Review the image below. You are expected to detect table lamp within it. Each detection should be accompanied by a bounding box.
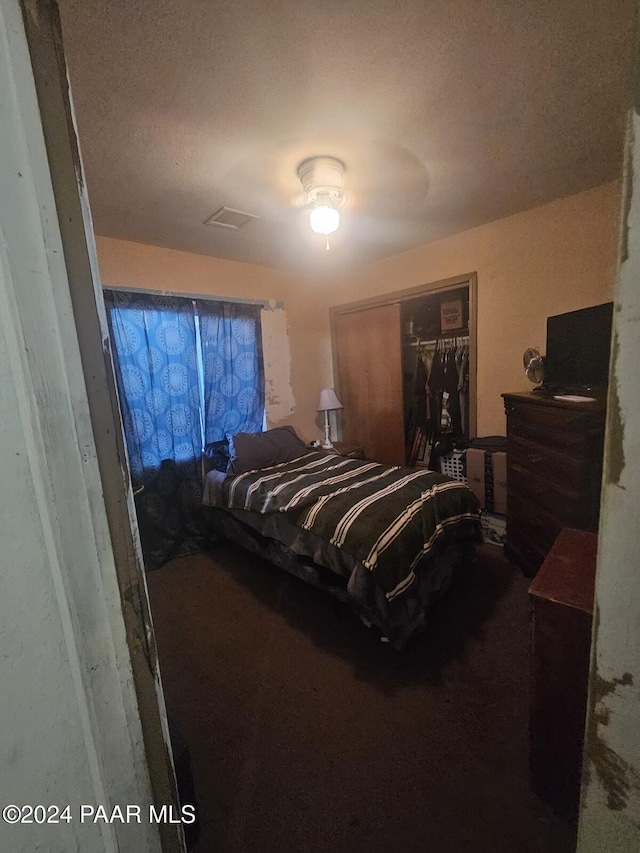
[317,388,343,449]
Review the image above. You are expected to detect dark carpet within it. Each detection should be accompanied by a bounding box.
[146,542,576,853]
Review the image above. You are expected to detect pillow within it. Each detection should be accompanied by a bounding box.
[203,438,230,473]
[228,426,308,475]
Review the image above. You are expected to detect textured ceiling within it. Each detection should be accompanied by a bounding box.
[58,0,634,272]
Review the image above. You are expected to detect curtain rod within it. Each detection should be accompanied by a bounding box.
[104,285,284,311]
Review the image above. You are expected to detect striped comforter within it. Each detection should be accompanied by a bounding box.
[223,452,482,603]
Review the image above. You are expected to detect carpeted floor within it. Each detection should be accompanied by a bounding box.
[146,542,576,853]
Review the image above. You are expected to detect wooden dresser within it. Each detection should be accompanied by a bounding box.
[502,391,606,576]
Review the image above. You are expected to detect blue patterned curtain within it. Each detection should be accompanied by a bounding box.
[104,290,204,568]
[198,301,265,444]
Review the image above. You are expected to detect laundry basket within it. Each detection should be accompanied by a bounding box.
[440,449,467,482]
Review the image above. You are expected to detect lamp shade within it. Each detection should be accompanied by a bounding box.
[317,388,343,412]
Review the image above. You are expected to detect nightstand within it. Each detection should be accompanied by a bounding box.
[325,441,364,459]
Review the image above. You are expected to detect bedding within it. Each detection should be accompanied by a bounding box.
[203,450,483,646]
[203,438,230,473]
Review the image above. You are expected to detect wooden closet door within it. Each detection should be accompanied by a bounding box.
[334,303,405,466]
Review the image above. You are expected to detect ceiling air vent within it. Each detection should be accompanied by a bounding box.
[204,207,259,230]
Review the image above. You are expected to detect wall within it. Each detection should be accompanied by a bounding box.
[323,181,622,436]
[577,50,640,851]
[96,236,331,440]
[97,181,621,443]
[0,1,168,849]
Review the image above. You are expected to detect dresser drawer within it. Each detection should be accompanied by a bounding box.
[508,414,592,452]
[506,399,595,434]
[507,491,564,553]
[507,463,589,526]
[509,435,587,491]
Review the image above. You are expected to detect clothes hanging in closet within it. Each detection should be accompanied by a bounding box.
[406,336,469,469]
[414,353,428,426]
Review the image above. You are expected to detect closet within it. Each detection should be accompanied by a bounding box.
[331,275,477,468]
[402,286,471,469]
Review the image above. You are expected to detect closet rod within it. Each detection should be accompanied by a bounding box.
[408,334,469,347]
[104,285,284,311]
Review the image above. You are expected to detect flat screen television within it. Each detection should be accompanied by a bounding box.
[542,302,614,392]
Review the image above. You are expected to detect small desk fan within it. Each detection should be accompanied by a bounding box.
[523,348,545,387]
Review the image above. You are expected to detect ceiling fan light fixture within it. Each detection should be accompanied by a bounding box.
[309,204,340,236]
[297,156,346,247]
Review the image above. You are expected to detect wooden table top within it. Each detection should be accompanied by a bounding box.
[529,528,598,614]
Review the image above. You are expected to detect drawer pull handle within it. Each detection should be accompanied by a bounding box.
[528,453,543,464]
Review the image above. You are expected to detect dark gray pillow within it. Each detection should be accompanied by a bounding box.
[228,426,308,475]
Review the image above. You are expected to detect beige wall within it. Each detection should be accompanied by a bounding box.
[323,181,622,436]
[97,234,294,300]
[97,180,622,443]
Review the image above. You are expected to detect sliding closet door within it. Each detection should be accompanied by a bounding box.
[335,303,405,466]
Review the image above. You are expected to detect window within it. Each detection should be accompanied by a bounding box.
[104,289,265,568]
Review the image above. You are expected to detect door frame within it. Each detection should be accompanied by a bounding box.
[329,272,478,441]
[12,1,185,850]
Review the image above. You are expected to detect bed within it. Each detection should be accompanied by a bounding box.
[202,429,483,648]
